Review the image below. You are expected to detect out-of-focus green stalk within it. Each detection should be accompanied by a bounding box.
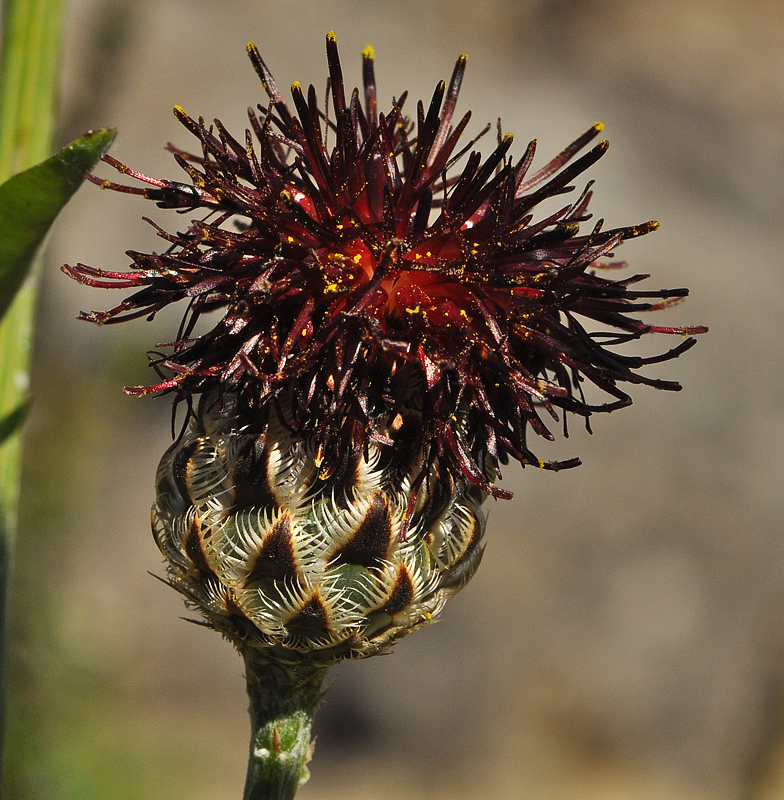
[0,0,63,525]
[0,0,64,772]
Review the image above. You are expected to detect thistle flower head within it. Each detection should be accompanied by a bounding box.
[63,33,709,670]
[64,32,705,500]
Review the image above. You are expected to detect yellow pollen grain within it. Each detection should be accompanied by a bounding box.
[363,44,375,60]
[414,253,421,260]
[353,254,362,264]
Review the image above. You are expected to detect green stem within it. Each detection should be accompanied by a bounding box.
[0,0,63,178]
[0,0,63,522]
[0,0,64,773]
[242,651,327,800]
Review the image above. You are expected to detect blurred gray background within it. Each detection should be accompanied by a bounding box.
[5,1,784,798]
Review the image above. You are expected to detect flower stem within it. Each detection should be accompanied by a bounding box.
[242,650,327,800]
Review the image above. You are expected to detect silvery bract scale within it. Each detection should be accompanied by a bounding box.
[153,392,487,664]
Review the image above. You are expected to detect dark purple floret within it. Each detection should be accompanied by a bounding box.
[63,32,706,498]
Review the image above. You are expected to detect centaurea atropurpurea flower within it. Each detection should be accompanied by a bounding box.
[64,32,706,799]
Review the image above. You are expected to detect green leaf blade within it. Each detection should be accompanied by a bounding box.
[0,402,28,447]
[0,127,117,319]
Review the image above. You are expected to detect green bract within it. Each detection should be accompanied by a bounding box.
[154,391,486,663]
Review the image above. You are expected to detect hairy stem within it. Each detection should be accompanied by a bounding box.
[242,650,327,800]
